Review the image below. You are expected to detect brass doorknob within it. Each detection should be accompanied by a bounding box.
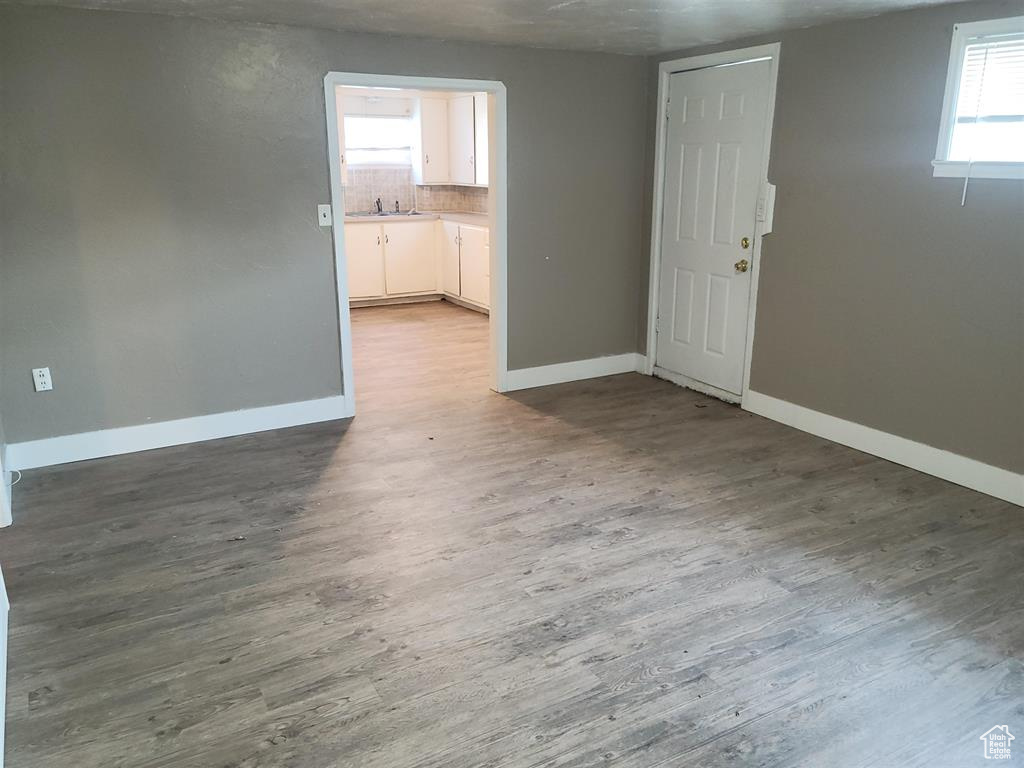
[735,259,749,273]
[740,236,751,249]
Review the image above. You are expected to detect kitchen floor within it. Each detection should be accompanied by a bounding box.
[350,300,489,409]
[2,300,1021,767]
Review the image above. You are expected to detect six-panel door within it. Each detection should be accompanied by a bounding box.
[655,58,771,396]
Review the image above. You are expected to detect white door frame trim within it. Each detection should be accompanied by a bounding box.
[644,43,782,403]
[323,72,510,403]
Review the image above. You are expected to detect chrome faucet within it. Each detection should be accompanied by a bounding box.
[375,197,383,214]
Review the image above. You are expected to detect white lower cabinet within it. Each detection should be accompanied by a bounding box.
[345,220,436,299]
[441,220,461,296]
[458,225,490,308]
[344,222,386,298]
[345,218,488,310]
[383,221,436,294]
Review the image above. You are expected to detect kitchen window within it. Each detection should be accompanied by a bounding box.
[344,115,413,167]
[933,15,1024,179]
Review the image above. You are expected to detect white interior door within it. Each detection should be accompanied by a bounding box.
[655,59,771,396]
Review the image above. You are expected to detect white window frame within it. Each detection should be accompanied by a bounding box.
[933,15,1024,179]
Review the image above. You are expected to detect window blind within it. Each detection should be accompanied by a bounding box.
[950,34,1024,162]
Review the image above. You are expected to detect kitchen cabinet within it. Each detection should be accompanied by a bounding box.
[344,222,385,298]
[414,97,450,185]
[345,218,486,310]
[441,220,461,296]
[383,221,436,295]
[458,225,490,308]
[473,93,489,186]
[345,220,436,299]
[334,91,349,186]
[448,95,476,185]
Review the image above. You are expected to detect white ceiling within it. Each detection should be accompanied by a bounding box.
[4,0,966,54]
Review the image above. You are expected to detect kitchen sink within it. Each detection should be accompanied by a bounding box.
[348,211,424,217]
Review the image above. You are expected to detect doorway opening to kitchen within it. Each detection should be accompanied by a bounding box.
[324,74,508,414]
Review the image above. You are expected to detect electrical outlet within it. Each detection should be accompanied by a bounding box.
[317,204,333,227]
[32,367,53,392]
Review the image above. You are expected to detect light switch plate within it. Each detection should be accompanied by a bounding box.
[317,204,333,227]
[32,367,52,392]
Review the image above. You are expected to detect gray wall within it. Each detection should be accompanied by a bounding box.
[643,0,1024,473]
[0,6,648,442]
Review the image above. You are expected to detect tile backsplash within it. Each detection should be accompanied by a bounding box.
[344,165,488,214]
[344,167,416,214]
[415,185,488,214]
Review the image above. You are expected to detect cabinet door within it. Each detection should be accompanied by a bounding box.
[473,93,489,186]
[418,97,449,185]
[448,95,476,185]
[335,87,349,186]
[345,223,385,298]
[459,225,489,308]
[383,221,437,295]
[441,220,461,296]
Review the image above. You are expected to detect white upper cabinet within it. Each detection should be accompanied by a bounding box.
[383,221,437,295]
[335,88,349,186]
[413,92,489,187]
[473,93,489,186]
[414,97,450,185]
[448,95,476,185]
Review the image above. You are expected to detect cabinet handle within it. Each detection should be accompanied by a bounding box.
[425,154,430,164]
[385,234,389,244]
[377,235,380,245]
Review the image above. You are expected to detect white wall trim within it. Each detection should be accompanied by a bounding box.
[645,42,782,400]
[0,450,10,527]
[324,72,510,394]
[5,395,354,472]
[933,15,1024,174]
[743,390,1024,507]
[505,354,644,392]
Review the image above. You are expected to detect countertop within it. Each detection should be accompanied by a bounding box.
[344,211,488,227]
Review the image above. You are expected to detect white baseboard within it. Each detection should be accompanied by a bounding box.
[743,390,1023,507]
[0,449,10,527]
[6,394,354,472]
[505,353,644,392]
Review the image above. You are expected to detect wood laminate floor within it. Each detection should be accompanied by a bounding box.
[2,301,1022,768]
